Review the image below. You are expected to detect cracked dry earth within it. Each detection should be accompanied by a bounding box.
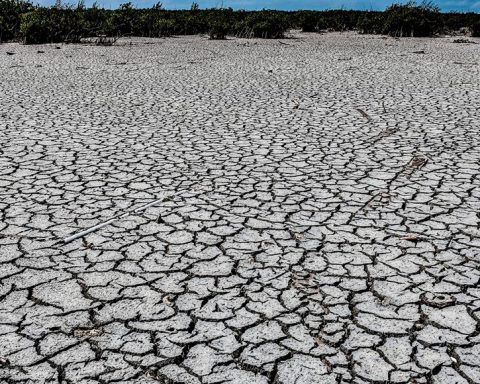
[1,32,480,384]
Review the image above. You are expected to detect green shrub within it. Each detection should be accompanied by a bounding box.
[154,18,175,36]
[209,22,227,39]
[237,12,288,38]
[357,12,385,34]
[20,8,86,44]
[178,13,208,35]
[472,21,480,37]
[103,2,137,36]
[81,6,108,36]
[0,0,33,42]
[383,1,441,37]
[20,11,46,44]
[298,11,318,32]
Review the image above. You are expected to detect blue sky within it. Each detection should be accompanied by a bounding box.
[38,0,480,11]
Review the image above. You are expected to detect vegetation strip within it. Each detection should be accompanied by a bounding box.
[1,1,479,44]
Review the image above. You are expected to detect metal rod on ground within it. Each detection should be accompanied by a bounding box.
[63,218,120,244]
[63,191,184,244]
[133,190,184,213]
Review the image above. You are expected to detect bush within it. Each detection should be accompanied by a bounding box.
[357,12,385,34]
[81,6,108,36]
[0,0,33,42]
[20,8,86,44]
[103,2,137,36]
[237,12,288,38]
[383,1,441,37]
[154,18,175,36]
[209,24,227,39]
[472,21,480,37]
[177,13,209,35]
[298,11,318,32]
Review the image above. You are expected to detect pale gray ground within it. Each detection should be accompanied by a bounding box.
[1,32,480,384]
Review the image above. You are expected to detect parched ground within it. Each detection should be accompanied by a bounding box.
[0,32,479,384]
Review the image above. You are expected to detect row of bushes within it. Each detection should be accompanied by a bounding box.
[299,2,480,37]
[1,0,479,44]
[3,4,293,43]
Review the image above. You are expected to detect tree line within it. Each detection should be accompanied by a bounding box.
[0,0,479,44]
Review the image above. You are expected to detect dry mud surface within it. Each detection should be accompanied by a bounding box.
[1,32,480,384]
